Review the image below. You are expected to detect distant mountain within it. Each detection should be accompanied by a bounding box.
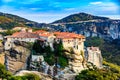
[51,13,120,67]
[0,16,13,23]
[51,13,120,40]
[52,12,109,23]
[0,12,34,23]
[0,12,52,29]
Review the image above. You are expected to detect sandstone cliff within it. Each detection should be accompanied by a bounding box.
[5,40,31,74]
[0,53,5,65]
[85,47,103,68]
[0,41,5,65]
[65,48,86,73]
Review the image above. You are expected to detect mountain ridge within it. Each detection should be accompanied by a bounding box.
[0,12,52,29]
[0,12,36,23]
[52,12,110,23]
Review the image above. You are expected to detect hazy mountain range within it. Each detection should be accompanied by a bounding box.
[0,12,120,40]
[0,12,52,29]
[1,12,120,75]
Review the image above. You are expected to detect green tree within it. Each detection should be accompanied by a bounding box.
[9,73,41,80]
[24,73,41,80]
[53,40,64,56]
[32,40,44,54]
[0,30,19,36]
[85,37,104,47]
[44,54,56,65]
[9,76,26,80]
[53,40,68,68]
[0,63,12,79]
[58,56,68,68]
[75,61,120,80]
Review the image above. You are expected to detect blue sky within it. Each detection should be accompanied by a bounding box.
[0,0,120,23]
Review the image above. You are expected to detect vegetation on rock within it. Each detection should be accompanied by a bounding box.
[0,63,12,79]
[53,13,109,23]
[0,30,18,36]
[85,37,104,47]
[85,37,120,66]
[9,73,41,80]
[0,63,41,80]
[0,12,53,29]
[32,40,68,68]
[75,61,120,80]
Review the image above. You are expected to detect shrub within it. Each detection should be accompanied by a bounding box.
[58,57,68,68]
[0,63,12,79]
[23,73,41,80]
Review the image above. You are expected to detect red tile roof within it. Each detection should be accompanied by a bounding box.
[33,30,50,38]
[54,32,85,39]
[11,31,39,38]
[39,33,51,37]
[30,30,85,39]
[33,30,47,34]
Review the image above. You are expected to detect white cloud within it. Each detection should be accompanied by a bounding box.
[90,1,102,5]
[0,5,14,12]
[0,1,119,23]
[30,8,42,10]
[49,2,61,7]
[88,2,119,14]
[19,0,42,4]
[99,15,120,19]
[0,5,68,23]
[98,2,118,13]
[64,8,76,11]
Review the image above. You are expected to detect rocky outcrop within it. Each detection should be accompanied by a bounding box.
[108,23,120,39]
[51,13,120,41]
[15,70,52,80]
[52,20,120,41]
[0,41,5,65]
[85,47,103,68]
[0,53,5,65]
[65,49,86,73]
[83,21,120,40]
[5,40,31,74]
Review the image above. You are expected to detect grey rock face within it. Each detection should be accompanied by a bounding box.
[85,47,103,68]
[4,40,31,74]
[52,20,120,40]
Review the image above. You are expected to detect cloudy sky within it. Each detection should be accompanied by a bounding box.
[0,0,119,23]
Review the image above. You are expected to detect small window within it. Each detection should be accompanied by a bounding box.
[77,45,78,49]
[8,44,10,46]
[68,40,70,44]
[73,46,75,48]
[29,39,31,41]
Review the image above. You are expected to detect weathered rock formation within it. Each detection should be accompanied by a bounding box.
[82,21,120,40]
[0,41,5,65]
[15,70,52,80]
[85,47,103,68]
[0,53,5,65]
[52,20,120,41]
[5,40,31,74]
[65,48,86,73]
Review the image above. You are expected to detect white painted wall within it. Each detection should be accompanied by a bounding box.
[62,38,85,54]
[4,37,37,50]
